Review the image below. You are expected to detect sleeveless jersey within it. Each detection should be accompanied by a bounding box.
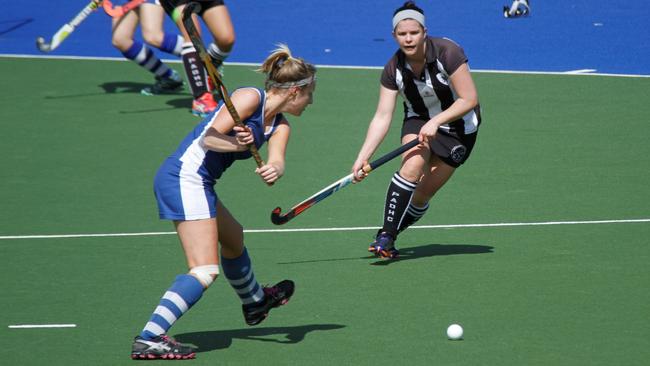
[380,36,481,134]
[161,87,282,184]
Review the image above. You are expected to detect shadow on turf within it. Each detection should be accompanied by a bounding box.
[174,324,345,352]
[278,243,493,266]
[369,243,494,266]
[44,81,193,114]
[44,81,154,99]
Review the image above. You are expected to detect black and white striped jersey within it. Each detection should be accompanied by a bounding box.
[380,36,481,134]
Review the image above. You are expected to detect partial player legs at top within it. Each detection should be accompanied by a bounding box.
[111,3,184,96]
[202,4,235,69]
[137,2,185,95]
[165,0,235,117]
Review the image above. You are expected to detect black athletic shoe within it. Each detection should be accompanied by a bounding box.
[141,70,184,96]
[243,280,295,326]
[369,232,399,259]
[131,334,196,360]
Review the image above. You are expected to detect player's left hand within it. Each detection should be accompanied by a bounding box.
[256,163,283,184]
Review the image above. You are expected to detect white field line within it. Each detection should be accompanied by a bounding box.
[8,324,77,329]
[565,69,597,74]
[1,54,649,78]
[1,218,648,240]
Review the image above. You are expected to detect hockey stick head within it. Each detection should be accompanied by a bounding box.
[271,207,291,225]
[36,37,52,53]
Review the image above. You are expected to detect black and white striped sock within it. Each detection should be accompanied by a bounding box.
[381,172,417,238]
[398,202,429,233]
[181,42,209,98]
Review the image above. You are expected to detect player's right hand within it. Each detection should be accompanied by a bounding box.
[351,160,368,183]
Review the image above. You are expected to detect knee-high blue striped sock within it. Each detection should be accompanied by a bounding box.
[158,34,183,56]
[122,40,172,78]
[221,247,265,310]
[139,274,204,340]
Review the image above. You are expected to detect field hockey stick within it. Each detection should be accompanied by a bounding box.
[270,138,420,225]
[102,0,147,17]
[181,2,266,170]
[36,0,101,53]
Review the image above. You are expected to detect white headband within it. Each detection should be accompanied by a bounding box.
[266,75,316,89]
[392,9,425,30]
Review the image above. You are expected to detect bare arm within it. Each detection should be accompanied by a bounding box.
[255,119,290,184]
[352,85,399,181]
[418,63,478,142]
[201,88,260,152]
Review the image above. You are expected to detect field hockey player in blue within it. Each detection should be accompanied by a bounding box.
[130,44,317,360]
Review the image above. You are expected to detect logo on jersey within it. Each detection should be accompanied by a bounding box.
[436,72,449,86]
[450,145,467,163]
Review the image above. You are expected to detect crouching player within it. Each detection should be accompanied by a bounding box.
[130,44,317,360]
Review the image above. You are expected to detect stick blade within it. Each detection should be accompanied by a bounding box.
[36,37,51,53]
[270,207,290,225]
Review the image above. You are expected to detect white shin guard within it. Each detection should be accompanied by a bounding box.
[189,264,220,287]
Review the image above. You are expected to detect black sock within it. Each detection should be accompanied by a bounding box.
[181,42,209,98]
[398,202,429,234]
[381,172,417,238]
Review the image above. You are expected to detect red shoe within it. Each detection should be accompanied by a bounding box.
[191,92,217,117]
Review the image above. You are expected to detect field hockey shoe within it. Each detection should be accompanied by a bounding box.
[131,334,196,360]
[191,92,218,117]
[141,70,184,96]
[243,280,295,326]
[369,232,399,259]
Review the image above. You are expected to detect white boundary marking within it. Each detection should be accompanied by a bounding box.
[1,54,649,78]
[9,324,77,329]
[565,69,597,74]
[0,218,648,240]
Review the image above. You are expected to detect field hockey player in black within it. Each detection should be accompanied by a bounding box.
[351,1,482,259]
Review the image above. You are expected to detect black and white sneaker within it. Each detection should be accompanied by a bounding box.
[131,334,196,360]
[243,280,295,326]
[141,70,184,96]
